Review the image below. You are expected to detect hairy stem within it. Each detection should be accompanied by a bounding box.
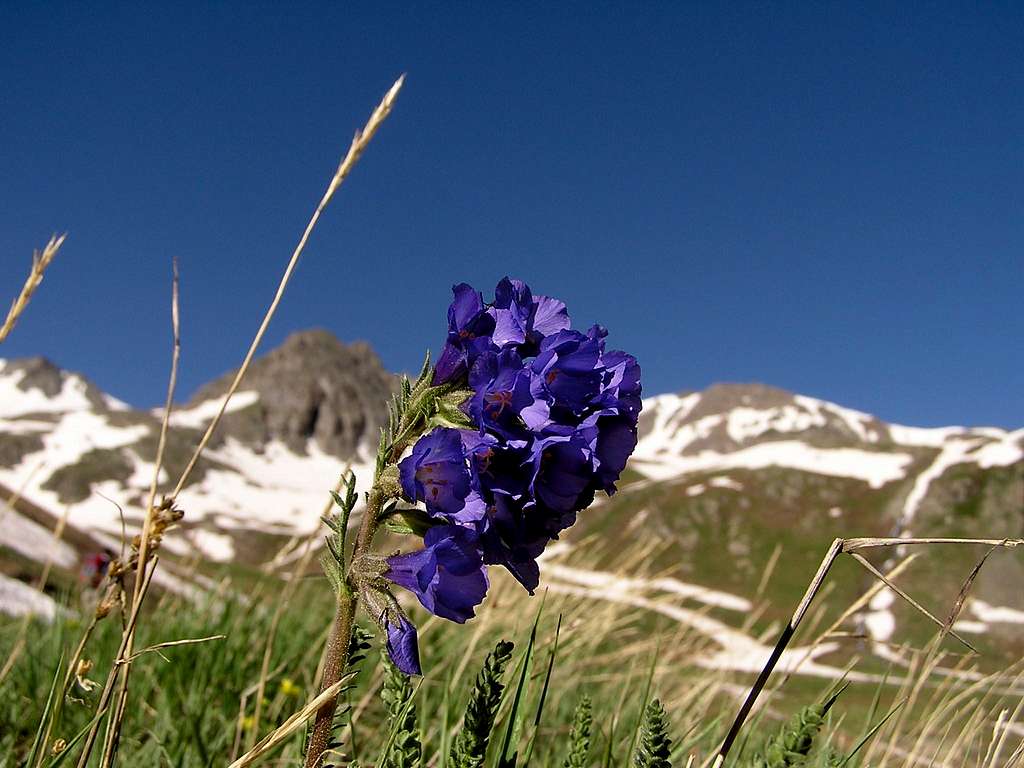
[305,590,357,767]
[304,486,384,768]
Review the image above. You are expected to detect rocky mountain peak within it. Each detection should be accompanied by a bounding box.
[5,357,66,397]
[190,329,396,458]
[686,382,798,421]
[0,356,112,413]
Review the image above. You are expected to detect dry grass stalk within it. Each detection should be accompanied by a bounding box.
[66,75,403,768]
[169,73,405,501]
[0,233,65,343]
[134,257,181,608]
[775,553,921,689]
[100,259,182,766]
[115,634,226,665]
[226,673,356,768]
[846,551,977,653]
[73,557,159,768]
[100,260,182,768]
[713,535,1024,765]
[246,472,348,754]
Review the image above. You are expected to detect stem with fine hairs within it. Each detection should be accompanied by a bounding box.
[303,487,385,768]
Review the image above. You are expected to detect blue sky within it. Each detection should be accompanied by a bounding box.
[1,3,1021,427]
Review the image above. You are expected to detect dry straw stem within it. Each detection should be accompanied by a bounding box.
[74,557,158,768]
[100,259,181,767]
[78,75,402,768]
[246,471,349,755]
[169,73,405,501]
[0,233,65,344]
[226,673,357,768]
[115,634,226,665]
[714,536,1024,765]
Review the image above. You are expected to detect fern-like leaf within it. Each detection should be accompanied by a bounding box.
[449,640,515,768]
[634,699,672,768]
[562,696,593,768]
[381,658,422,768]
[748,701,831,768]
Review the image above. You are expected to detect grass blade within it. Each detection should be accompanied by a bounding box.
[26,653,64,768]
[496,600,545,768]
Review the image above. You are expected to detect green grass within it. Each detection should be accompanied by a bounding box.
[3,547,1022,768]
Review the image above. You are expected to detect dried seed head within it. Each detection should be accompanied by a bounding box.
[95,591,117,619]
[74,659,100,693]
[50,739,67,756]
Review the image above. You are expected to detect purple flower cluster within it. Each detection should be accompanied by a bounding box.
[384,278,640,673]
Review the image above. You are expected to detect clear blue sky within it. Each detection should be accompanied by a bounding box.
[1,3,1021,427]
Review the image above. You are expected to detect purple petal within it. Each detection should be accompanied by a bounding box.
[386,615,422,676]
[491,277,532,347]
[530,295,570,338]
[594,416,638,493]
[386,525,489,623]
[433,342,466,386]
[450,283,485,330]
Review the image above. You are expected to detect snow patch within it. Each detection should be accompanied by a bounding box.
[0,504,78,568]
[952,620,987,634]
[887,424,969,447]
[971,599,1024,625]
[0,365,96,418]
[543,562,751,612]
[727,404,826,443]
[864,590,896,642]
[905,442,991,528]
[709,476,743,491]
[974,429,1024,468]
[160,391,261,430]
[632,440,912,488]
[0,574,60,619]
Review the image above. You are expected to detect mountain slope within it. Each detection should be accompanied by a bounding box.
[1,335,1022,671]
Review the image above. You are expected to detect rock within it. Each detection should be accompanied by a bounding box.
[190,329,395,458]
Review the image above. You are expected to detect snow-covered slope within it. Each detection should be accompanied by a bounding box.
[633,387,1023,487]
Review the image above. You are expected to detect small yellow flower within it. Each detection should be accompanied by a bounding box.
[279,678,301,697]
[240,715,256,731]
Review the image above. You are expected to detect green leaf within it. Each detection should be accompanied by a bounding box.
[382,507,438,538]
[26,652,64,768]
[380,658,422,768]
[521,614,562,766]
[626,643,659,766]
[43,707,108,768]
[496,600,545,768]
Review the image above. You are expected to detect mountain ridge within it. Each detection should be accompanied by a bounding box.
[2,329,1022,669]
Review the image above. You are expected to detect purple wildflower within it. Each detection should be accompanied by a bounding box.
[385,613,422,676]
[433,284,497,385]
[388,277,641,642]
[386,525,489,623]
[398,427,472,518]
[491,277,570,354]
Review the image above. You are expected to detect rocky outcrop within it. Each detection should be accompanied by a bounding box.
[190,329,395,458]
